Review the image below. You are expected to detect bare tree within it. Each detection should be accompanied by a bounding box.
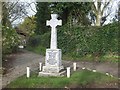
[1,1,36,27]
[91,0,112,26]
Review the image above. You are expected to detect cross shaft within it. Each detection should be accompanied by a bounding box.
[46,14,62,49]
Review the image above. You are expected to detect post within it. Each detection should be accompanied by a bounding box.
[73,62,76,71]
[67,67,70,78]
[39,62,42,71]
[27,67,30,78]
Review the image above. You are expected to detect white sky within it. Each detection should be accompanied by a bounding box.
[12,0,120,26]
[103,0,120,25]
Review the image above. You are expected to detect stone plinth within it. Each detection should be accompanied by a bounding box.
[39,49,65,76]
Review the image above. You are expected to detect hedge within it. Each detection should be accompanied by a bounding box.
[28,22,119,58]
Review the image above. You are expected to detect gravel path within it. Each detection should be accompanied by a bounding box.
[2,50,118,88]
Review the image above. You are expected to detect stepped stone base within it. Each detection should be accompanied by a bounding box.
[42,65,64,73]
[39,48,66,77]
[38,69,66,77]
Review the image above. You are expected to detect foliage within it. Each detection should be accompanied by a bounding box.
[2,2,11,27]
[6,70,118,88]
[35,2,51,35]
[27,22,118,62]
[34,2,92,35]
[2,26,20,55]
[2,2,28,27]
[50,2,91,26]
[18,16,36,37]
[27,45,46,56]
[57,22,118,58]
[27,32,50,55]
[27,32,50,48]
[27,35,41,47]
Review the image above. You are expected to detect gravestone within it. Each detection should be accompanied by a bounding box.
[39,14,65,76]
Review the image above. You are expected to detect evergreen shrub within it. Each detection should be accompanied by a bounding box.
[28,22,119,58]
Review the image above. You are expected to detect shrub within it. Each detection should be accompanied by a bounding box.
[27,22,119,59]
[27,35,41,47]
[40,32,50,48]
[27,32,50,48]
[57,22,119,57]
[2,26,20,55]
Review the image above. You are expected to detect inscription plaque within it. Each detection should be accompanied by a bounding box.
[47,51,57,65]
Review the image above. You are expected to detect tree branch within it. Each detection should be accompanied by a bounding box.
[8,1,19,13]
[101,0,112,15]
[21,10,35,23]
[26,2,37,13]
[92,2,98,16]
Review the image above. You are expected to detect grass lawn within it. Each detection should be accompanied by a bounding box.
[6,70,118,88]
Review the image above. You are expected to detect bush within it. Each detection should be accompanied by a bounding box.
[40,32,50,48]
[57,22,119,57]
[27,35,41,47]
[27,22,119,60]
[27,32,50,48]
[2,26,20,55]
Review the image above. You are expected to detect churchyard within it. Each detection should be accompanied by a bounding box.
[1,1,119,89]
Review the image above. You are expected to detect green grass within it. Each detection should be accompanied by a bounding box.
[6,70,118,88]
[63,54,119,63]
[26,45,119,63]
[26,45,46,56]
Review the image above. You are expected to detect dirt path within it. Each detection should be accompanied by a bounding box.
[2,49,118,88]
[2,50,45,88]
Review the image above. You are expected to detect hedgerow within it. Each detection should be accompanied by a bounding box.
[28,22,119,58]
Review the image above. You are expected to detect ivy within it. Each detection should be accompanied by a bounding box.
[57,22,119,57]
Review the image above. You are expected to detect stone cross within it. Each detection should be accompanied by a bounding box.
[39,14,65,77]
[46,14,62,49]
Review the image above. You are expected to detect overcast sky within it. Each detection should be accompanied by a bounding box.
[103,0,120,24]
[12,0,120,26]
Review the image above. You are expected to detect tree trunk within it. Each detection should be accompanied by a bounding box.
[95,12,102,26]
[0,3,1,21]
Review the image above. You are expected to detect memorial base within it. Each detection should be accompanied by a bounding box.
[38,48,66,77]
[38,70,66,77]
[42,65,64,73]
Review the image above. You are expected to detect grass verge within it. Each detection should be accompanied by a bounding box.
[26,45,46,56]
[26,45,119,63]
[6,70,118,88]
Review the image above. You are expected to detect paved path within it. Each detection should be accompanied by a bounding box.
[2,50,118,88]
